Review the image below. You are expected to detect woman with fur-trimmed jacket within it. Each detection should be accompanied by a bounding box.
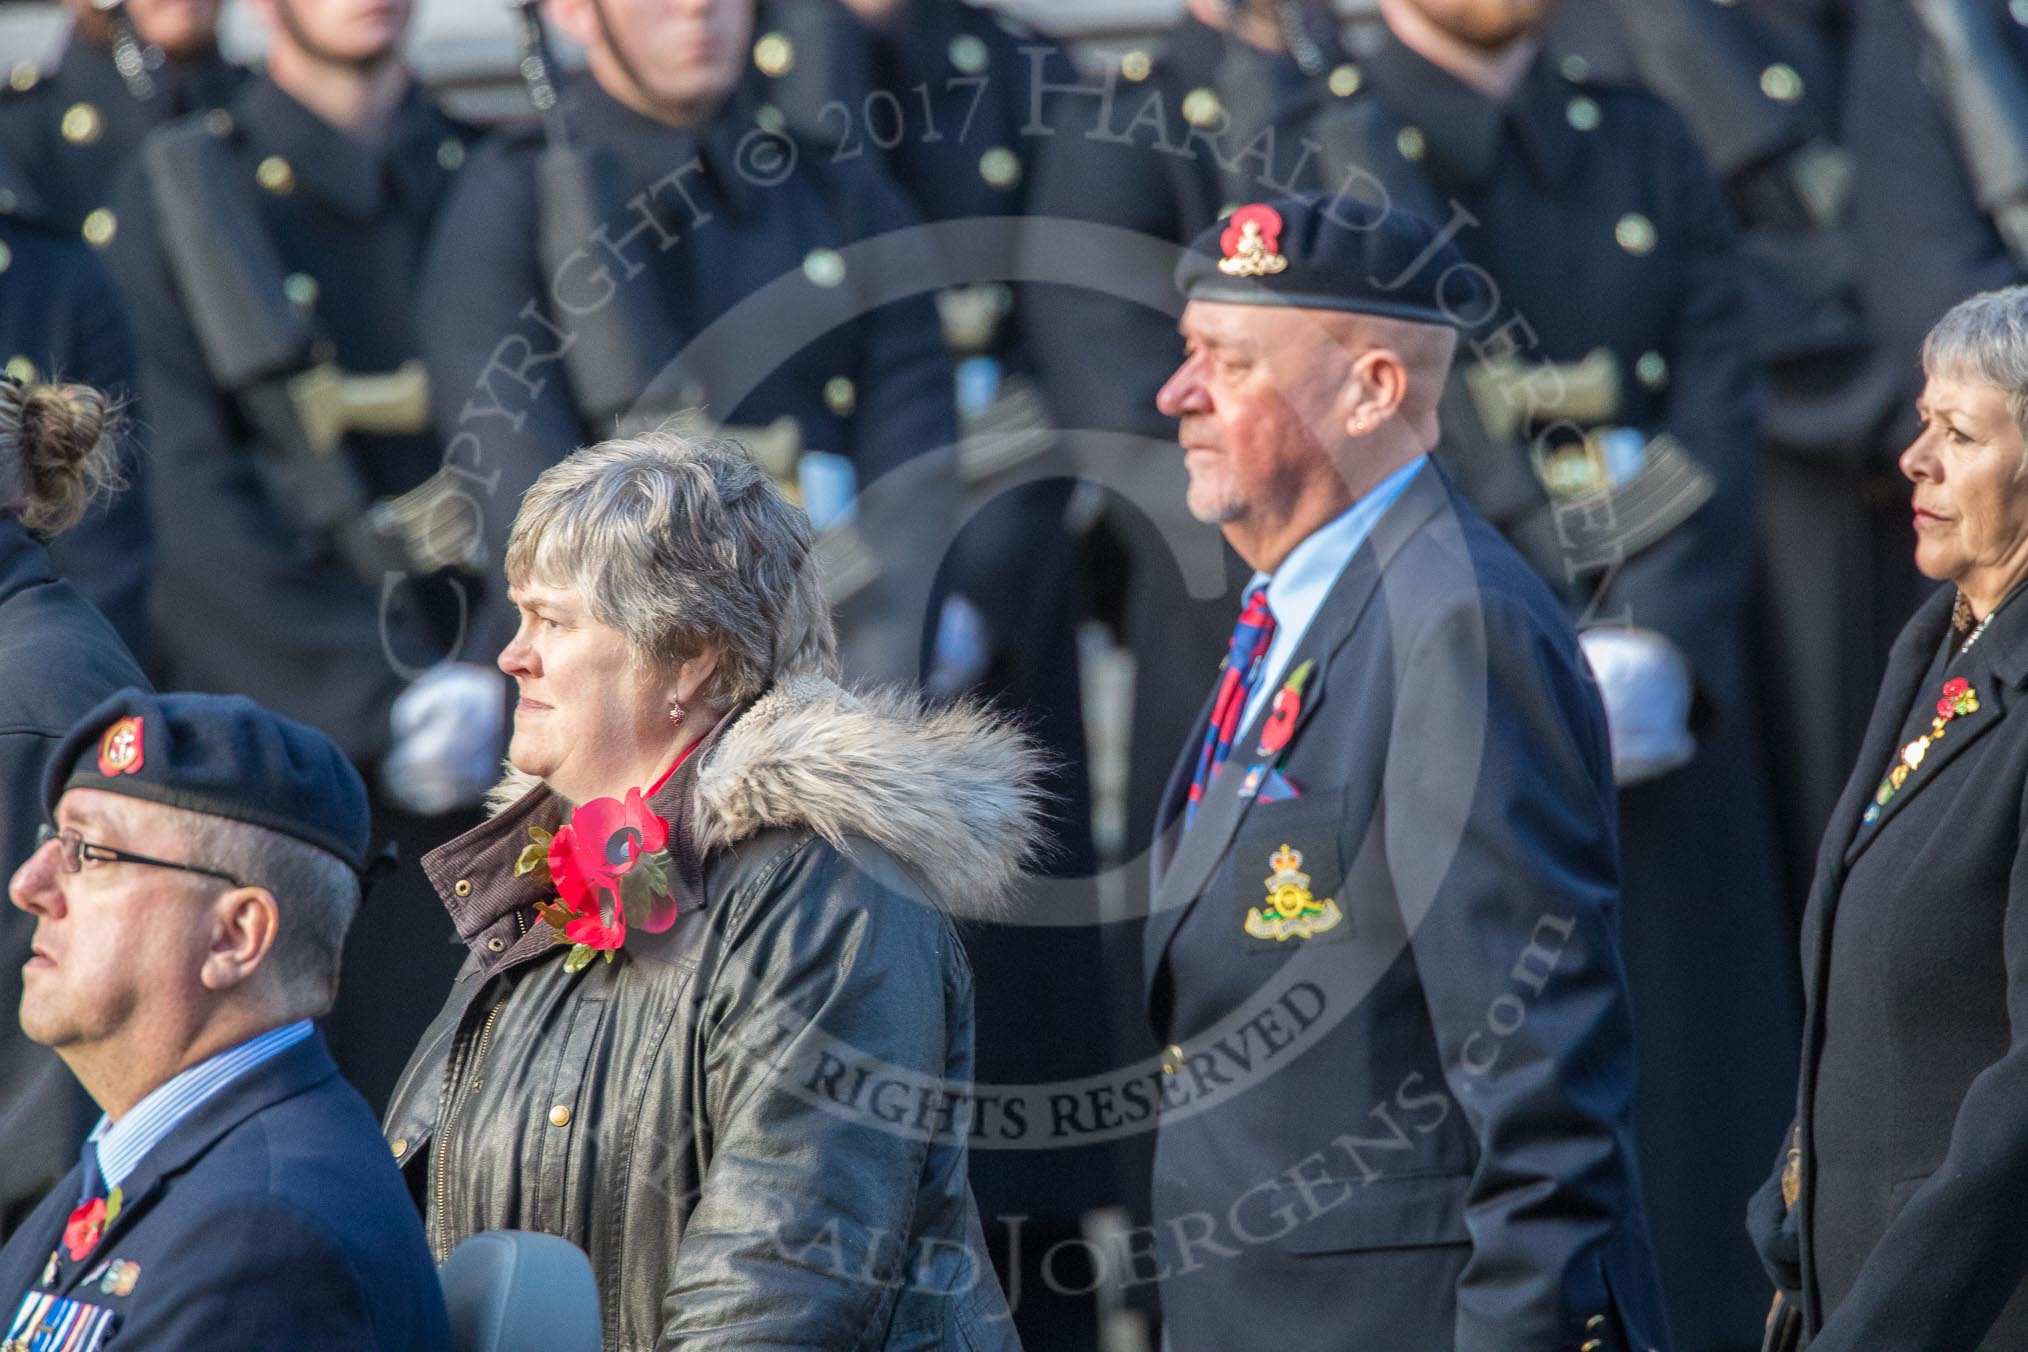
[382,429,1035,1350]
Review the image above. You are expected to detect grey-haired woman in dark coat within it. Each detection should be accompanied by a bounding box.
[1750,286,2028,1350]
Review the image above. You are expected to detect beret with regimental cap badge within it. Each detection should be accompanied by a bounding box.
[44,688,380,874]
[1175,195,1487,327]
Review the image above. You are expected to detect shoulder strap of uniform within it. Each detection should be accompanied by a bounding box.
[140,117,315,389]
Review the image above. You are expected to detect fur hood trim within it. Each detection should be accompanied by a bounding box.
[486,675,1049,918]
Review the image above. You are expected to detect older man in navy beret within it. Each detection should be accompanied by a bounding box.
[1139,195,1668,1352]
[0,689,447,1350]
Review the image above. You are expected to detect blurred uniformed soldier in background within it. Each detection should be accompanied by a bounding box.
[1551,0,1903,919]
[0,0,237,662]
[421,0,959,691]
[103,0,483,1111]
[0,0,241,243]
[744,5,1124,1343]
[1028,1,1792,1346]
[0,155,152,658]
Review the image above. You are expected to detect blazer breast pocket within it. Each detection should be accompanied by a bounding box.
[1232,792,1352,956]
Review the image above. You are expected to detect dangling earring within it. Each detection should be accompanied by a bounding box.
[667,700,685,725]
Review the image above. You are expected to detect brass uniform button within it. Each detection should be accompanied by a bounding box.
[1120,49,1152,82]
[203,108,234,137]
[453,878,473,897]
[8,62,38,93]
[5,357,37,385]
[257,155,295,195]
[284,272,319,309]
[755,103,786,134]
[1567,96,1601,132]
[1615,212,1657,256]
[485,936,506,954]
[1585,1314,1607,1330]
[390,1138,408,1158]
[1160,1043,1184,1076]
[979,147,1020,190]
[1636,351,1669,389]
[803,248,846,288]
[1397,126,1427,162]
[61,102,104,146]
[1327,64,1361,98]
[1761,63,1804,103]
[548,1104,571,1127]
[0,241,11,275]
[1560,53,1591,82]
[436,137,466,171]
[2014,0,2028,24]
[1181,88,1223,129]
[949,34,989,75]
[753,32,794,78]
[80,208,115,248]
[1580,1341,1604,1352]
[824,376,857,418]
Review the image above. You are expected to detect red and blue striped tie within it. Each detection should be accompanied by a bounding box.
[1187,588,1276,826]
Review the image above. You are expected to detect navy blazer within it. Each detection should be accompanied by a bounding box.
[1142,464,1667,1352]
[0,1032,448,1349]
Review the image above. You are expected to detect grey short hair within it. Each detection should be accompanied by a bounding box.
[184,816,360,1014]
[1923,287,2028,461]
[505,425,839,707]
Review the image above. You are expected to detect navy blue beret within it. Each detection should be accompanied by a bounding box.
[1175,195,1489,325]
[44,689,374,873]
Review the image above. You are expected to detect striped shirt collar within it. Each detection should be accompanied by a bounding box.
[87,1020,315,1192]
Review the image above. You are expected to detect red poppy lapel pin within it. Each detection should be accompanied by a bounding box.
[62,1185,119,1264]
[1257,660,1315,758]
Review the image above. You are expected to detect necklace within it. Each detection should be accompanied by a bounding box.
[1955,590,2007,656]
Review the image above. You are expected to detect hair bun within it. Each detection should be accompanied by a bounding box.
[2,379,120,536]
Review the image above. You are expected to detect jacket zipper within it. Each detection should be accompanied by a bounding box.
[434,994,507,1261]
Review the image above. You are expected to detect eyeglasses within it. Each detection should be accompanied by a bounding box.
[35,824,245,888]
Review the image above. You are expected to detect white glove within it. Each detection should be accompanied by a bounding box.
[1578,627,1696,787]
[381,663,508,816]
[926,594,994,698]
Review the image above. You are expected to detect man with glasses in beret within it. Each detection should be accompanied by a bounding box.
[1140,195,1665,1352]
[0,689,447,1350]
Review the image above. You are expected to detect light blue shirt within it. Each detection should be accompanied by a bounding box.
[86,1020,314,1193]
[1240,456,1427,730]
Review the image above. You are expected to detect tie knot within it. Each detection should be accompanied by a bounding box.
[1241,589,1273,626]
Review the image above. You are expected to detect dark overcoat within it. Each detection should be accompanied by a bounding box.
[0,515,146,1236]
[1750,584,2028,1350]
